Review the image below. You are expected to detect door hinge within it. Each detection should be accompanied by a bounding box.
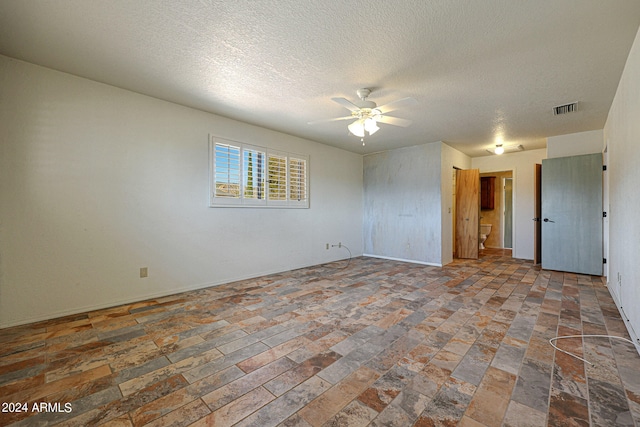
[603,211,607,218]
[603,165,607,171]
[603,258,607,264]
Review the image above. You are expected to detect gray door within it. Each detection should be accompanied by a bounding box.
[541,153,602,275]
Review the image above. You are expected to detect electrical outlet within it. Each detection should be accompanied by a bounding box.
[140,267,148,278]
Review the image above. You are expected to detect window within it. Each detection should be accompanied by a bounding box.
[209,136,309,208]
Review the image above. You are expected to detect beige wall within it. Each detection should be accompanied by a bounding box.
[547,129,603,158]
[604,25,640,349]
[0,56,364,328]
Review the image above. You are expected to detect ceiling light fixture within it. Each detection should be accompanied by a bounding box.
[348,116,380,138]
[485,144,524,155]
[348,116,381,146]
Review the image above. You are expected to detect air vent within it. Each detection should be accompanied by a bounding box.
[553,102,579,115]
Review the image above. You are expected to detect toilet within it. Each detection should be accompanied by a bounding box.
[479,224,492,250]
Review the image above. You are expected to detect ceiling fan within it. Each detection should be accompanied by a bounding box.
[309,88,418,143]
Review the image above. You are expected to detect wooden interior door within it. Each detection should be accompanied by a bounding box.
[541,153,603,275]
[455,169,479,259]
[533,163,542,264]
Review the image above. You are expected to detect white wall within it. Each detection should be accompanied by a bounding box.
[472,149,547,260]
[441,143,472,265]
[547,129,604,158]
[0,56,363,328]
[363,143,442,265]
[604,26,640,347]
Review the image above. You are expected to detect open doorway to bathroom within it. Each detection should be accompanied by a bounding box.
[480,170,513,252]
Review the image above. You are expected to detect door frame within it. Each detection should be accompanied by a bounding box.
[503,177,514,249]
[534,163,542,264]
[603,146,609,279]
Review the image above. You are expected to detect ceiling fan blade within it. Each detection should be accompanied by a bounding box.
[376,115,413,127]
[331,97,361,112]
[307,115,354,125]
[375,97,418,114]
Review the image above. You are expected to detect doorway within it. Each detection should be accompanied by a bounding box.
[479,170,513,251]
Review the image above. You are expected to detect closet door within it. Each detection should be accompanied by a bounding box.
[541,153,603,275]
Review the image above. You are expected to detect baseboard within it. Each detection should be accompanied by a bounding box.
[362,253,442,267]
[607,282,640,357]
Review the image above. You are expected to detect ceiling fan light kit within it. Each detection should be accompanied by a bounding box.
[364,118,379,134]
[309,88,417,145]
[348,120,366,137]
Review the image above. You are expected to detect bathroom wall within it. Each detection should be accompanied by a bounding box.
[480,171,513,249]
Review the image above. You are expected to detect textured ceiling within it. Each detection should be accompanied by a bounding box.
[1,0,639,156]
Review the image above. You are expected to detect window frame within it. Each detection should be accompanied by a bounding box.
[209,136,309,208]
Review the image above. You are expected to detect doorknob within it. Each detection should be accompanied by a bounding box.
[543,218,555,223]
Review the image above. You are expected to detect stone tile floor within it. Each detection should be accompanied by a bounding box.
[1,250,639,426]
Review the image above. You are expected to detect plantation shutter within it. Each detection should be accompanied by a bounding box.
[243,147,266,204]
[289,157,307,204]
[213,143,241,200]
[268,153,288,202]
